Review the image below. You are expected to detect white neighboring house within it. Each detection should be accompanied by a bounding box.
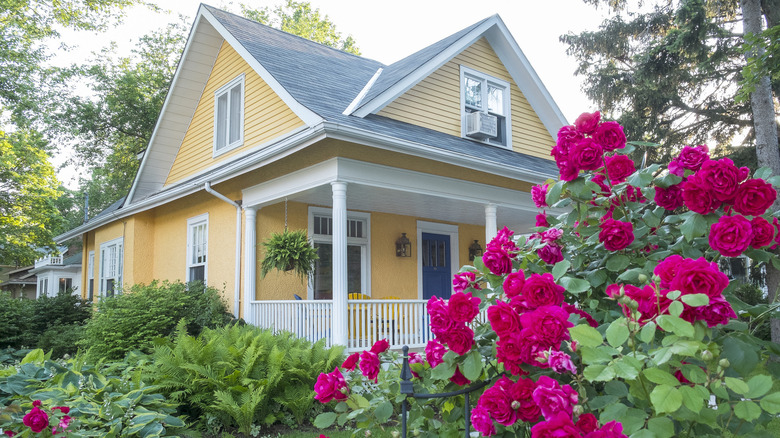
[31,248,82,298]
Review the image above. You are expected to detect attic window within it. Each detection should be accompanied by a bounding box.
[460,66,511,148]
[214,74,245,155]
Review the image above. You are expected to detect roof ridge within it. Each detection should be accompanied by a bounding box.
[202,4,380,63]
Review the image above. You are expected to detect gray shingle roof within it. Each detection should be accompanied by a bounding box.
[204,6,558,178]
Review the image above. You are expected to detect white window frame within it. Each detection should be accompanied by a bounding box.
[99,237,124,297]
[87,251,95,300]
[213,74,245,157]
[186,213,209,283]
[37,277,49,299]
[459,65,512,149]
[307,206,371,299]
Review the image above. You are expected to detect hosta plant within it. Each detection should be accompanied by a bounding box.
[315,112,780,438]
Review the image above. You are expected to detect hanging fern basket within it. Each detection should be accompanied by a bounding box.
[259,228,319,280]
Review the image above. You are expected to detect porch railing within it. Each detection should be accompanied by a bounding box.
[35,256,63,268]
[248,298,488,353]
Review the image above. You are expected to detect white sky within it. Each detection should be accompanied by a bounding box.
[54,0,610,187]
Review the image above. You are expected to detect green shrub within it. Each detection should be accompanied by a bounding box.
[80,280,234,360]
[0,349,188,436]
[145,323,344,435]
[0,292,31,348]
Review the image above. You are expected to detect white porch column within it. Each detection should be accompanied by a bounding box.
[243,206,258,326]
[485,203,497,243]
[331,181,348,346]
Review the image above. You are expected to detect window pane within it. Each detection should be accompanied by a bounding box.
[229,85,241,144]
[437,241,446,267]
[216,94,228,150]
[190,266,205,283]
[347,245,361,294]
[314,243,332,300]
[465,77,482,107]
[488,85,504,115]
[88,279,94,301]
[106,279,115,297]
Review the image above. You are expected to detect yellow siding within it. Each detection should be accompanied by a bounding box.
[378,37,553,159]
[165,41,305,185]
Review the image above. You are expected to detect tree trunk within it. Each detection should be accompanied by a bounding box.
[741,0,780,344]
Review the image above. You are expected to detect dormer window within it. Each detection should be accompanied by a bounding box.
[460,66,511,148]
[213,74,245,155]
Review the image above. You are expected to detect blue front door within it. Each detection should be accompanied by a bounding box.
[422,232,451,300]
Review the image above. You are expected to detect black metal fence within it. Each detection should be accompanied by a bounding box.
[398,346,491,438]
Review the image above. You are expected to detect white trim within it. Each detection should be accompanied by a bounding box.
[99,237,124,297]
[343,68,383,115]
[186,213,209,283]
[87,251,95,300]
[213,74,245,157]
[459,65,512,149]
[307,206,371,300]
[416,221,459,300]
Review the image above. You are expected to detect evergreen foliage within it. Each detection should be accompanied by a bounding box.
[145,323,344,435]
[79,280,234,360]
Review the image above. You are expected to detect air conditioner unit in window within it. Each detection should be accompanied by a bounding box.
[466,112,498,139]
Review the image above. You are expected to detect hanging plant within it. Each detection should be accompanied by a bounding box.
[259,229,319,280]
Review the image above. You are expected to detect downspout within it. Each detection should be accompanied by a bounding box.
[204,182,242,319]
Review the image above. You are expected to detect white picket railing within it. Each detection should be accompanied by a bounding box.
[35,256,63,268]
[249,298,488,353]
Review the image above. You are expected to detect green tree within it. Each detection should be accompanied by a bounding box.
[240,0,360,55]
[0,129,63,265]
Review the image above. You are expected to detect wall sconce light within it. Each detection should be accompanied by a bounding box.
[468,239,483,261]
[396,233,411,257]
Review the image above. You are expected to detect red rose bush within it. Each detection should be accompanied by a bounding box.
[314,113,780,437]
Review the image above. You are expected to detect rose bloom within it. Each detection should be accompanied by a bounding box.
[448,291,481,323]
[598,218,634,251]
[536,212,549,227]
[442,324,475,355]
[585,420,628,438]
[654,183,684,211]
[570,138,605,171]
[23,406,49,434]
[510,377,542,422]
[654,254,684,288]
[532,184,549,208]
[515,329,559,366]
[577,413,599,434]
[556,154,581,181]
[532,375,578,420]
[520,305,573,346]
[697,296,738,327]
[538,243,564,264]
[452,271,479,293]
[593,121,627,152]
[574,111,601,135]
[518,273,564,309]
[682,172,721,214]
[495,332,527,375]
[531,411,581,438]
[557,125,584,153]
[471,405,496,436]
[479,381,517,426]
[370,339,389,354]
[425,339,447,368]
[546,350,577,374]
[488,301,522,338]
[669,257,729,298]
[450,366,471,386]
[698,158,744,202]
[341,352,359,370]
[733,178,777,217]
[605,154,635,183]
[359,351,380,382]
[676,145,710,171]
[751,216,776,248]
[482,247,513,275]
[427,296,455,336]
[709,215,753,257]
[314,368,348,403]
[503,270,525,298]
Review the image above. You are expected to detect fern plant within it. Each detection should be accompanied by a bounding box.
[259,229,318,280]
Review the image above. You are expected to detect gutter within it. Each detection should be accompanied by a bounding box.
[204,182,242,320]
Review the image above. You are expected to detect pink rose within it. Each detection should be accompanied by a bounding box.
[547,350,577,374]
[450,366,471,386]
[4,431,16,437]
[488,227,518,253]
[676,145,710,171]
[532,184,549,208]
[557,125,584,153]
[654,183,684,211]
[698,158,744,202]
[556,154,581,181]
[599,218,634,251]
[733,178,777,216]
[669,257,729,298]
[314,368,348,403]
[479,381,517,426]
[531,411,581,438]
[452,271,479,293]
[751,216,776,248]
[427,296,455,336]
[370,339,389,354]
[682,173,721,214]
[532,375,578,420]
[448,291,481,323]
[425,339,446,368]
[482,248,513,275]
[697,296,737,327]
[359,351,380,382]
[408,352,423,378]
[540,228,563,243]
[503,270,525,298]
[488,301,522,338]
[585,420,628,438]
[536,212,549,227]
[442,324,474,355]
[577,413,599,434]
[341,352,359,370]
[510,377,542,422]
[520,305,573,346]
[654,254,685,288]
[570,138,605,171]
[574,111,601,135]
[709,215,753,257]
[593,120,627,152]
[23,407,49,433]
[538,243,564,264]
[495,332,526,375]
[517,273,564,309]
[605,154,635,183]
[471,405,496,436]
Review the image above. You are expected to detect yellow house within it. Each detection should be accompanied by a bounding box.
[57,5,567,352]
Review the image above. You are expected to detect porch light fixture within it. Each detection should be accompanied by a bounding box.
[396,233,411,257]
[468,240,483,261]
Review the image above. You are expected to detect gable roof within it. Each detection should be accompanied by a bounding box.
[64,5,567,241]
